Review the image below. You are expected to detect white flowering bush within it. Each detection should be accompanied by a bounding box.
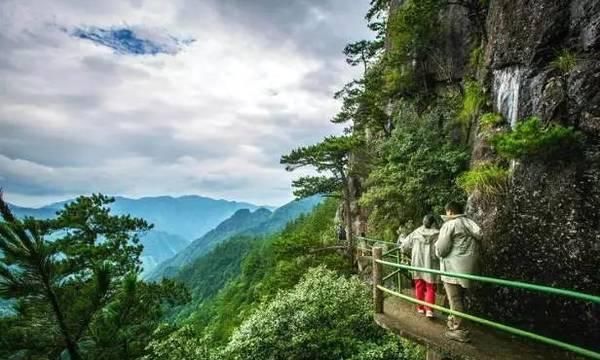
[221,266,417,360]
[143,324,217,360]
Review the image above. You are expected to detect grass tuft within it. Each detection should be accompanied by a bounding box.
[458,164,508,195]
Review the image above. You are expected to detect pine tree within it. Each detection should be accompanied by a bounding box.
[281,135,360,265]
[0,192,156,358]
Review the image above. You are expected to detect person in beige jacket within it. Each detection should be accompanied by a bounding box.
[435,201,482,343]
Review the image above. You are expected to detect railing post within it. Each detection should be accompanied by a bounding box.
[373,247,383,314]
[395,248,402,292]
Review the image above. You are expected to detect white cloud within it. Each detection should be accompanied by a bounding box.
[0,0,371,207]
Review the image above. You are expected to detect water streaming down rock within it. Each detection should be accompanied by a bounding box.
[493,67,523,128]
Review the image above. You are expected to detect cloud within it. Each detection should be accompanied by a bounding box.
[0,0,372,207]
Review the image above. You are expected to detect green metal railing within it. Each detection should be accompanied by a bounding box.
[370,247,600,359]
[379,261,600,304]
[356,236,407,290]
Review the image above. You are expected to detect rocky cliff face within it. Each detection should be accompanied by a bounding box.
[469,0,600,349]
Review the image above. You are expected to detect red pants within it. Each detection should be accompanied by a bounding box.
[414,279,436,311]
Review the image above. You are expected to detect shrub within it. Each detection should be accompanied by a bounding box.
[458,164,508,196]
[479,112,504,129]
[551,50,577,74]
[491,117,581,159]
[221,267,416,360]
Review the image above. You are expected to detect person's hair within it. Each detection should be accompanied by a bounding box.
[422,214,436,229]
[445,201,464,215]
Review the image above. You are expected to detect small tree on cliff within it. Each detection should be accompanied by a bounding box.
[281,135,360,265]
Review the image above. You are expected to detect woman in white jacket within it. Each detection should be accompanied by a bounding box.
[399,215,440,318]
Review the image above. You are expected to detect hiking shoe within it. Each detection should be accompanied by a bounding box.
[425,310,434,318]
[444,330,471,343]
[417,308,425,315]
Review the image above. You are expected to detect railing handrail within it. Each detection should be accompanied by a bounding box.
[376,260,600,304]
[355,235,397,246]
[370,246,600,359]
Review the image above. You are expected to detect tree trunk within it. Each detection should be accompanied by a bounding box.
[342,182,354,269]
[43,277,81,360]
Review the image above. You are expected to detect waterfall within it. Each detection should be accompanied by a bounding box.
[493,67,523,128]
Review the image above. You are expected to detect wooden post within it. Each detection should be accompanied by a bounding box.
[373,247,383,314]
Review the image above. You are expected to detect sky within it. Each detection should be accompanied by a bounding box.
[0,0,372,207]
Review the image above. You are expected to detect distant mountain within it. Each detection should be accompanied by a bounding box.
[241,195,323,236]
[146,207,273,280]
[147,195,322,281]
[8,203,62,219]
[108,195,267,240]
[139,231,189,277]
[7,195,268,274]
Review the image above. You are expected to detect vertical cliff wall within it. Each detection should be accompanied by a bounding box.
[469,0,600,349]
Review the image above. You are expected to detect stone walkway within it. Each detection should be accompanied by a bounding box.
[375,296,585,360]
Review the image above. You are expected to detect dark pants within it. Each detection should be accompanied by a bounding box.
[443,282,468,332]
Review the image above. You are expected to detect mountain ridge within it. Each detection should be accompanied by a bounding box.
[146,195,322,281]
[7,195,271,274]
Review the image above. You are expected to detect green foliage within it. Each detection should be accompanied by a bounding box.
[491,117,581,159]
[360,101,469,239]
[387,0,443,64]
[290,176,341,199]
[85,277,189,360]
[344,40,384,73]
[282,135,358,174]
[366,0,392,25]
[167,235,257,320]
[551,50,577,74]
[459,80,485,125]
[334,0,446,136]
[281,135,360,199]
[384,0,443,97]
[333,65,393,135]
[142,324,215,360]
[221,267,417,360]
[458,164,508,196]
[480,112,504,129]
[469,45,484,70]
[0,193,186,360]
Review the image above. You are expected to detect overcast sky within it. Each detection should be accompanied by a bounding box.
[0,0,372,207]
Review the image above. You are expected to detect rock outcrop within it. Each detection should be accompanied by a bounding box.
[469,0,600,349]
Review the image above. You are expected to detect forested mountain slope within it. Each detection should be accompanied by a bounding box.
[147,195,322,281]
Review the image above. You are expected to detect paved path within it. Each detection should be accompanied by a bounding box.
[375,296,584,360]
